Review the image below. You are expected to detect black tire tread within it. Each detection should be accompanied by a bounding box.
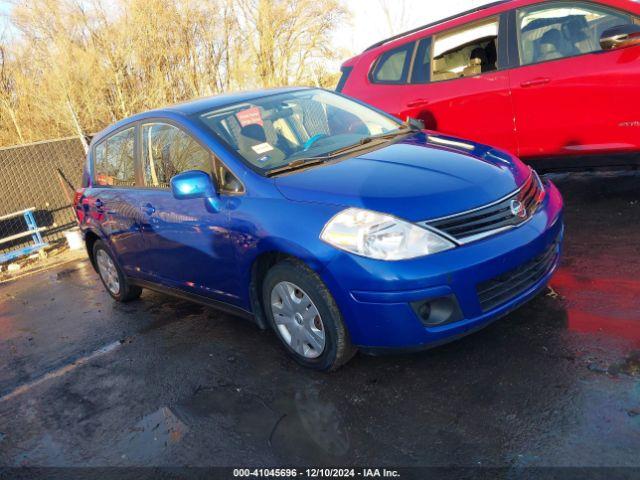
[263,258,356,371]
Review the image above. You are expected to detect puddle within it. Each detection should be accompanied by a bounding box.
[173,384,350,463]
[551,269,640,347]
[269,386,350,463]
[144,299,203,317]
[173,386,279,438]
[53,268,79,280]
[116,406,188,464]
[13,433,67,466]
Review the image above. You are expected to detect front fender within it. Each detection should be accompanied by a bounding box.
[227,196,344,309]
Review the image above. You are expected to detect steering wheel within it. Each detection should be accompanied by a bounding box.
[303,133,328,151]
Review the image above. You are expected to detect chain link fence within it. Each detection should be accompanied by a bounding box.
[0,137,86,256]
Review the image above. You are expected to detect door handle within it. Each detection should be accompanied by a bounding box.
[520,77,550,88]
[406,98,430,107]
[141,203,156,216]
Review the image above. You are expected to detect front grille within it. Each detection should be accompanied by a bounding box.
[426,172,544,243]
[476,241,559,312]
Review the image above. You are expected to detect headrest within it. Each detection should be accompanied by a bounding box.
[563,16,589,41]
[240,124,266,143]
[470,47,488,63]
[540,28,563,46]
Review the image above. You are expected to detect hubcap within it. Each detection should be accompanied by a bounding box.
[96,249,120,295]
[270,281,325,359]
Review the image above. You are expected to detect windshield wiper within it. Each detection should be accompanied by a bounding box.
[265,125,417,177]
[265,157,331,177]
[265,138,383,177]
[324,125,414,157]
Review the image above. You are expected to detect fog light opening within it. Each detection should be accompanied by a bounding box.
[411,295,463,327]
[417,303,432,322]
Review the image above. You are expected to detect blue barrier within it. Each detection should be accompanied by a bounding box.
[0,208,48,264]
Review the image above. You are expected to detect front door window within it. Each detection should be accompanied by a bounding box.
[517,2,634,65]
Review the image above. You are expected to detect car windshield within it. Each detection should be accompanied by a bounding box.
[195,89,403,173]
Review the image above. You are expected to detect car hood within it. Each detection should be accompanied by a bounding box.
[274,132,531,222]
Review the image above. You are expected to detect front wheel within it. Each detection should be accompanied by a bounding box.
[262,259,356,371]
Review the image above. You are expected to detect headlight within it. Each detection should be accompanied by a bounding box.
[533,169,546,200]
[320,208,455,261]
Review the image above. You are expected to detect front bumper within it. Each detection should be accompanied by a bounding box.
[320,180,564,349]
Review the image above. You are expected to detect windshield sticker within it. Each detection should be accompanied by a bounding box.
[257,155,271,163]
[251,142,273,154]
[236,107,264,127]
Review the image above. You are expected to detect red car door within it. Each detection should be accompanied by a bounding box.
[407,16,517,155]
[508,1,640,160]
[344,15,518,155]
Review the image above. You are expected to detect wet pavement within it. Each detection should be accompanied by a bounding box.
[0,171,639,470]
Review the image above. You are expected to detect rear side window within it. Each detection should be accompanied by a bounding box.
[141,123,212,188]
[371,42,415,83]
[432,17,499,82]
[94,127,136,187]
[517,2,634,65]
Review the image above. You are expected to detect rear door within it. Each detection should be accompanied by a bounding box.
[91,126,146,274]
[508,1,640,160]
[134,120,240,304]
[349,40,417,120]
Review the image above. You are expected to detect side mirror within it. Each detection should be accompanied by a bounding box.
[170,170,217,200]
[600,24,640,51]
[405,117,425,131]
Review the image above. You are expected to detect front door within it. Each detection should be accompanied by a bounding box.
[509,1,640,159]
[135,121,239,305]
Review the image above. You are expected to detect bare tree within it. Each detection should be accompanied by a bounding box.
[0,0,350,147]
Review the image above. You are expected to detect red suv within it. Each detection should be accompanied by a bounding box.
[338,0,640,169]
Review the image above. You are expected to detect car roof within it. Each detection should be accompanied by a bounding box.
[356,0,635,57]
[363,0,512,52]
[91,86,308,146]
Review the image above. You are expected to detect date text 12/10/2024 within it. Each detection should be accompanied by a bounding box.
[233,468,401,478]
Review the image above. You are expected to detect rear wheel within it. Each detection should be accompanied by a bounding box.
[93,240,142,302]
[262,259,355,371]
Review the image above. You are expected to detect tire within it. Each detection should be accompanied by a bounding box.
[93,240,142,302]
[262,259,356,371]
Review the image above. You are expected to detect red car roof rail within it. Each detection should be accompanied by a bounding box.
[363,0,511,52]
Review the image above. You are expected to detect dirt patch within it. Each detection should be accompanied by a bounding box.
[608,351,640,377]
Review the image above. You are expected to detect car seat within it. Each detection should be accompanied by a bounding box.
[288,99,331,142]
[534,29,565,62]
[562,15,595,54]
[237,123,286,168]
[463,47,487,76]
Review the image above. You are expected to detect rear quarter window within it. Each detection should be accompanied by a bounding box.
[371,42,415,84]
[94,127,136,187]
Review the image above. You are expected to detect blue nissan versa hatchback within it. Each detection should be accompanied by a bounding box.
[76,87,564,371]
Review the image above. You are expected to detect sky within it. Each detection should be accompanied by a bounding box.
[338,0,497,54]
[0,0,497,65]
[0,1,496,40]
